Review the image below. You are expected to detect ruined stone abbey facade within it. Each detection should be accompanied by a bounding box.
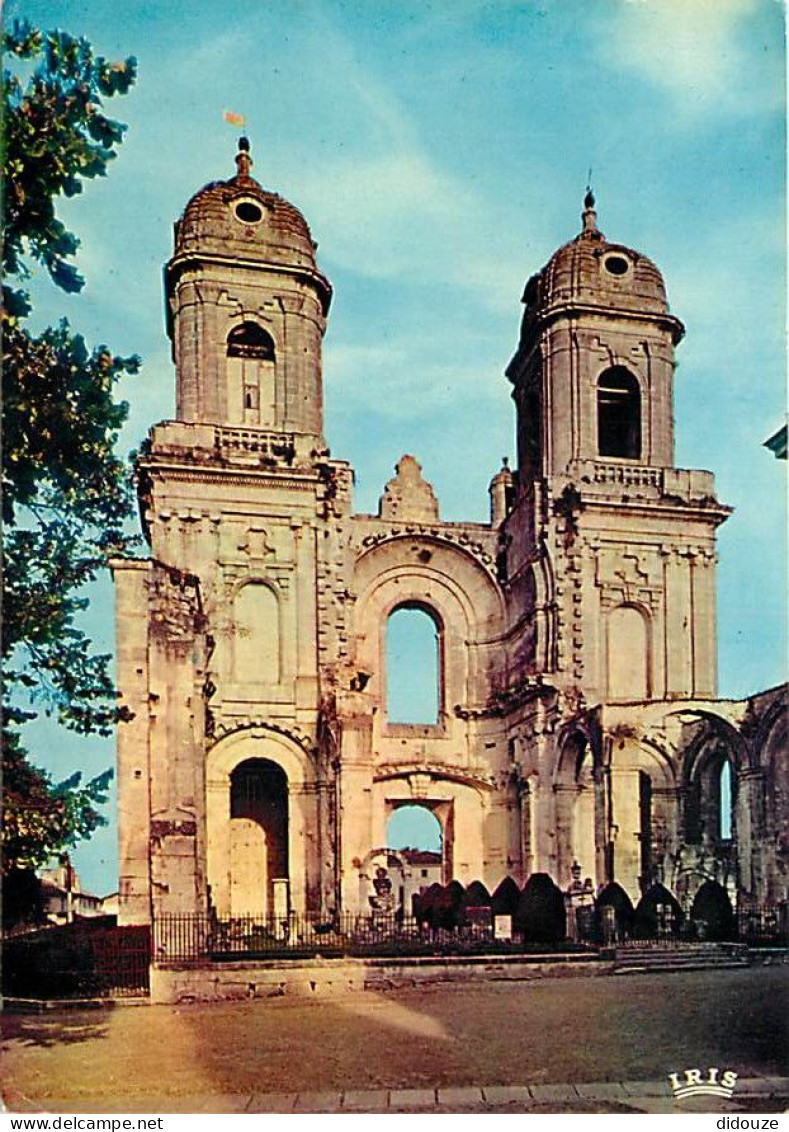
[114,142,787,932]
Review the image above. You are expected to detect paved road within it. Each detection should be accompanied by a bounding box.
[3,967,787,1114]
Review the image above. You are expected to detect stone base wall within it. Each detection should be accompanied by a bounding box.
[150,954,611,1003]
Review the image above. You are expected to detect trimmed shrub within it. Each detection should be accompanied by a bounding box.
[595,882,634,941]
[516,873,566,943]
[491,876,520,917]
[690,880,735,941]
[633,883,684,938]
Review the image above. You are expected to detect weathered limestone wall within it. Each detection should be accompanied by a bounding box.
[328,458,515,911]
[168,268,327,439]
[114,152,786,937]
[112,559,153,926]
[150,955,612,1004]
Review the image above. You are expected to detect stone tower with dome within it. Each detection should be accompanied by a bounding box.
[113,144,787,939]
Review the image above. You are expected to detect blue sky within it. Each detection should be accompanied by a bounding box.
[10,0,785,894]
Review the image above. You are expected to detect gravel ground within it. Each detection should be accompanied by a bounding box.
[3,966,787,1110]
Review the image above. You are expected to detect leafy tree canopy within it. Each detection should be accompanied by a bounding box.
[2,20,139,874]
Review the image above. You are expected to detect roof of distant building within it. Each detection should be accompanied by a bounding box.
[399,848,442,866]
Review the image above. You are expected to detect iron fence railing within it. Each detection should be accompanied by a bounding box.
[738,908,788,946]
[153,905,787,964]
[2,922,151,999]
[153,912,557,963]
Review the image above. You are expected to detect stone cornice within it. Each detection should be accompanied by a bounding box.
[575,494,732,526]
[353,521,498,579]
[166,250,332,314]
[206,717,314,753]
[455,678,557,720]
[507,304,684,383]
[140,458,321,493]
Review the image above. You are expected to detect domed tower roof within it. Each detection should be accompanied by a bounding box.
[518,191,683,345]
[170,137,331,311]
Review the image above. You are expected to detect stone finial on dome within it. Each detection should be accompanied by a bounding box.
[235,135,253,181]
[582,184,598,234]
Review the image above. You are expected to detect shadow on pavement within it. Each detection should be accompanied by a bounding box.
[2,1011,110,1050]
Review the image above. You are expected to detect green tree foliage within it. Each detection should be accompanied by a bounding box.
[2,21,139,875]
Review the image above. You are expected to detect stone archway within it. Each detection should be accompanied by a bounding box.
[385,804,444,915]
[228,759,288,918]
[206,727,316,917]
[554,729,601,889]
[608,736,676,901]
[385,797,452,885]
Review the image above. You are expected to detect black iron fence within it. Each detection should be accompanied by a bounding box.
[153,911,571,963]
[2,919,151,999]
[738,907,789,946]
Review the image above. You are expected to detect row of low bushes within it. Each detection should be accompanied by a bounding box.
[597,879,737,941]
[413,874,567,941]
[411,875,738,942]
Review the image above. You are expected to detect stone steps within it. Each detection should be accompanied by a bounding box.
[611,943,749,973]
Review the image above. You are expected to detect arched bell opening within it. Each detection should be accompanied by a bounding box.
[597,366,641,460]
[226,320,276,427]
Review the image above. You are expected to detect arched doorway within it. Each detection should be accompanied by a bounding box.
[386,803,444,915]
[690,879,735,941]
[229,759,288,919]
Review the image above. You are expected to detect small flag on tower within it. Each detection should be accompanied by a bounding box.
[224,110,245,128]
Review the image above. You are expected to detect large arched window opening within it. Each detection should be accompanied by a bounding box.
[718,758,733,842]
[684,744,736,846]
[229,758,288,918]
[386,804,442,854]
[597,367,641,459]
[227,321,276,426]
[385,605,440,724]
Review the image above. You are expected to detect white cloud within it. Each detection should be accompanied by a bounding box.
[595,0,781,115]
[325,337,493,419]
[298,148,533,317]
[302,150,475,278]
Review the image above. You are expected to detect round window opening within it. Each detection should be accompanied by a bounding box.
[234,200,263,224]
[604,255,630,277]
